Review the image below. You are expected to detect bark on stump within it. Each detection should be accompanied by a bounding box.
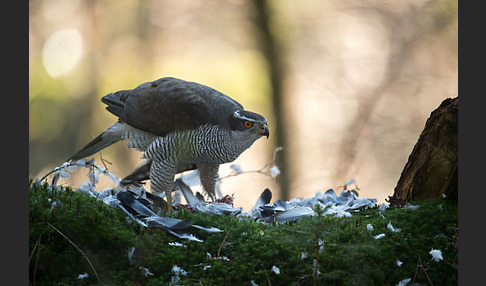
[388,97,458,205]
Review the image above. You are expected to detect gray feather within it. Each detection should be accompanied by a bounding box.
[68,129,120,161]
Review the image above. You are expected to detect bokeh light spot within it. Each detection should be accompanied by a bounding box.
[42,29,83,78]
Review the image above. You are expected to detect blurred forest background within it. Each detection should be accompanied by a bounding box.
[29,0,457,211]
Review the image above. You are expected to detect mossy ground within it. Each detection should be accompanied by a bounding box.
[29,181,457,285]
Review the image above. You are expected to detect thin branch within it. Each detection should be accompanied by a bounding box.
[313,204,324,286]
[46,222,101,283]
[218,155,278,181]
[218,170,270,181]
[39,167,62,184]
[217,231,230,258]
[258,158,276,172]
[39,159,120,191]
[421,263,434,286]
[261,263,272,286]
[29,234,40,264]
[413,255,434,286]
[99,152,112,171]
[313,233,320,286]
[30,234,42,286]
[39,160,89,183]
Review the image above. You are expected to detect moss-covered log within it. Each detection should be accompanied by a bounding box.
[388,97,458,205]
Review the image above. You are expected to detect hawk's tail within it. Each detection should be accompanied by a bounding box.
[120,159,152,186]
[68,123,124,161]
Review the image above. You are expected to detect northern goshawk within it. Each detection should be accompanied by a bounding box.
[68,77,269,204]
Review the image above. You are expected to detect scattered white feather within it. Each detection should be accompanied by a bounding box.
[366,224,374,231]
[170,275,181,285]
[168,242,186,248]
[88,168,100,185]
[102,194,120,208]
[192,225,224,233]
[139,266,154,277]
[270,165,280,178]
[77,181,96,195]
[196,203,242,216]
[75,273,89,280]
[344,178,355,187]
[59,161,70,169]
[405,204,420,210]
[118,205,148,227]
[171,265,188,276]
[171,232,202,243]
[396,278,411,286]
[33,179,42,186]
[46,184,62,192]
[51,172,61,186]
[49,200,59,213]
[105,171,121,184]
[58,169,71,179]
[318,239,324,252]
[44,157,385,245]
[429,249,443,262]
[67,163,79,172]
[179,170,201,187]
[387,222,401,233]
[312,259,321,275]
[271,265,280,275]
[75,159,86,167]
[214,256,230,261]
[379,204,389,212]
[230,164,243,174]
[301,252,307,260]
[374,233,386,240]
[325,207,352,218]
[128,247,136,265]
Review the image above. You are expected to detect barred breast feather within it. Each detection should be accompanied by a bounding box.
[143,124,241,165]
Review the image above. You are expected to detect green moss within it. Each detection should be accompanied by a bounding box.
[29,181,140,285]
[29,180,457,285]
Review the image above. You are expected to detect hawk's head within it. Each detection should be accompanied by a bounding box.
[231,110,269,139]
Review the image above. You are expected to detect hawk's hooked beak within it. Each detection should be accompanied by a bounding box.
[259,124,269,139]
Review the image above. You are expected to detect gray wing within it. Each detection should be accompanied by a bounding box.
[101,77,243,136]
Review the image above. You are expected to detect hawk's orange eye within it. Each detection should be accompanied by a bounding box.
[244,121,252,128]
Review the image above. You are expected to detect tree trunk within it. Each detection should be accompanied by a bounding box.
[251,0,290,200]
[388,97,458,205]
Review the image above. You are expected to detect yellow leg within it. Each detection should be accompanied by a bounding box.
[166,191,173,211]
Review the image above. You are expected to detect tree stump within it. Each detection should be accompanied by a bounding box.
[388,97,458,205]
